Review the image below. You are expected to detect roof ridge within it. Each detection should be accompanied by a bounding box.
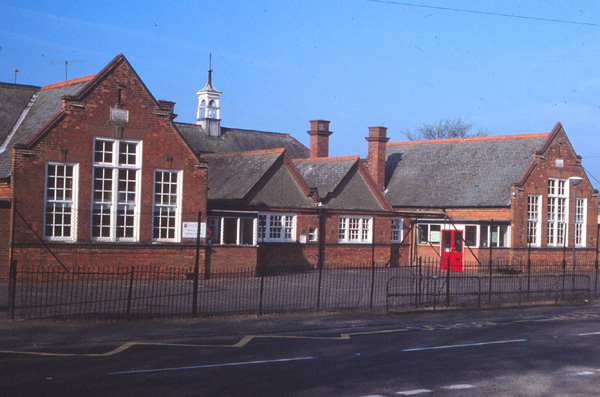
[202,147,285,157]
[222,126,291,137]
[41,74,96,90]
[294,155,359,162]
[174,122,292,137]
[388,132,551,146]
[0,82,40,90]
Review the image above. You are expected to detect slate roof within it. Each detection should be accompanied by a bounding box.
[203,149,284,201]
[293,156,358,197]
[0,77,93,179]
[0,82,39,144]
[176,123,309,159]
[384,133,550,208]
[293,156,389,211]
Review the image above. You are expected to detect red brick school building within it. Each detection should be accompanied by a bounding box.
[0,54,597,278]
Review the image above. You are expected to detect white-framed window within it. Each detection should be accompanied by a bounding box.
[417,224,441,245]
[547,178,567,246]
[91,137,142,241]
[527,195,541,246]
[207,215,256,245]
[44,162,78,241]
[492,225,510,247]
[339,216,372,243]
[152,169,182,242]
[257,213,296,242]
[464,225,477,246]
[575,197,586,246]
[391,218,403,243]
[478,225,510,248]
[308,227,318,242]
[418,223,510,248]
[207,217,220,244]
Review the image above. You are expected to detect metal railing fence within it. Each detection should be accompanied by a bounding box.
[7,257,599,319]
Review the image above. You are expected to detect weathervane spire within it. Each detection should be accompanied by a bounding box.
[208,53,212,86]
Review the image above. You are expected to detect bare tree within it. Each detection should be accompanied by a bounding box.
[401,117,489,140]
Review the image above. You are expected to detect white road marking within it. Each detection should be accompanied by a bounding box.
[440,384,476,390]
[569,371,595,376]
[396,390,433,395]
[578,332,600,336]
[108,356,314,375]
[403,339,527,352]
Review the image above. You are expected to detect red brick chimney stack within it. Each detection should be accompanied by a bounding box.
[307,119,332,158]
[366,126,389,190]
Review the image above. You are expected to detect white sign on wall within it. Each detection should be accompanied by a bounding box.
[110,108,129,122]
[182,222,207,239]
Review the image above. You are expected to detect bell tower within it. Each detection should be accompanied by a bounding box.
[196,54,222,136]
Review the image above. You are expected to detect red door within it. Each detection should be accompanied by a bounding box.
[441,230,463,271]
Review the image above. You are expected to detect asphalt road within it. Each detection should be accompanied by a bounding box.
[2,305,600,396]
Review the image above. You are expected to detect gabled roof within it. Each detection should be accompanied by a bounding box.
[385,133,550,208]
[176,123,309,159]
[203,148,285,201]
[293,156,359,197]
[293,156,391,211]
[0,76,94,178]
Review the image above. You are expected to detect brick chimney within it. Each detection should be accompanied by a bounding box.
[307,119,332,158]
[365,126,389,190]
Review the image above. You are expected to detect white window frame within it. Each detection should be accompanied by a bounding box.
[417,224,441,245]
[44,162,78,241]
[575,197,587,247]
[417,223,510,248]
[490,225,511,248]
[547,178,568,247]
[207,217,221,245]
[207,212,258,246]
[152,169,183,242]
[91,137,142,242]
[339,216,372,244]
[464,225,478,247]
[257,213,296,243]
[391,218,403,243]
[308,227,318,242]
[527,194,541,246]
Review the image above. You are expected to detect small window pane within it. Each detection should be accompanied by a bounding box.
[465,226,477,246]
[429,225,441,244]
[480,225,489,248]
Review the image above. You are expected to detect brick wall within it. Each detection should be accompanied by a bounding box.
[510,126,598,252]
[206,245,258,273]
[8,56,208,275]
[11,243,202,268]
[0,204,11,279]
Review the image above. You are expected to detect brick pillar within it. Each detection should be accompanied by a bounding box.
[366,126,389,190]
[307,119,332,158]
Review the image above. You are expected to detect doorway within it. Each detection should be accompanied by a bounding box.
[441,230,463,271]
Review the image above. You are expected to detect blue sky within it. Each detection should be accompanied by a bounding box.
[2,1,600,187]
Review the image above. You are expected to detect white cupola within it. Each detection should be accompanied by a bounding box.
[196,54,222,136]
